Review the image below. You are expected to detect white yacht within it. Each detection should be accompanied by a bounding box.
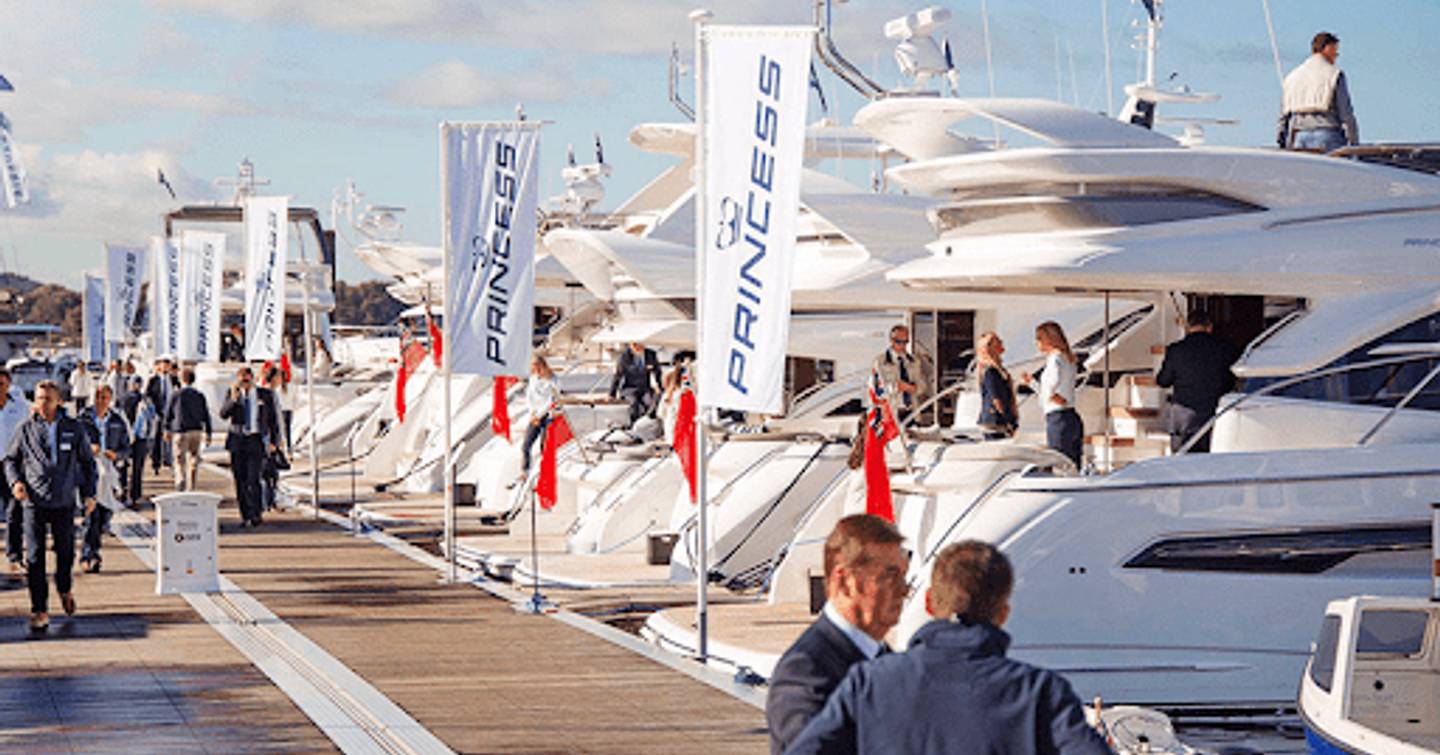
[877,93,1440,708]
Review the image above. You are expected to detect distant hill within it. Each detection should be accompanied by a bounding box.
[335,280,406,326]
[0,273,403,338]
[0,273,80,341]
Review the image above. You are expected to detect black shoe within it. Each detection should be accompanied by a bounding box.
[84,560,101,574]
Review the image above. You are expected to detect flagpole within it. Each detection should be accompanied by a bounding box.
[691,8,712,666]
[441,124,457,585]
[303,262,319,521]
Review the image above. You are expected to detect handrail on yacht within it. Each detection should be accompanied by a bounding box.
[790,367,868,415]
[904,465,1030,594]
[756,462,854,595]
[1175,351,1440,455]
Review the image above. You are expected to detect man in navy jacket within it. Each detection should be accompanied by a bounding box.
[3,380,97,632]
[787,541,1111,755]
[766,515,907,754]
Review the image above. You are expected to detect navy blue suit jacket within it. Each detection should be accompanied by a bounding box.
[786,618,1112,755]
[766,613,867,755]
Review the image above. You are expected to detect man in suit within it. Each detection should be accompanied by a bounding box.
[1156,309,1240,452]
[788,541,1110,755]
[165,367,213,492]
[219,366,279,527]
[765,514,907,754]
[609,342,662,424]
[3,380,97,633]
[78,384,131,573]
[145,359,179,472]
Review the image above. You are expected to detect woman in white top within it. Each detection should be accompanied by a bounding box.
[1023,321,1083,468]
[521,354,560,473]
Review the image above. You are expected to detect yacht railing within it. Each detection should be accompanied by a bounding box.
[904,465,1030,595]
[1175,351,1440,455]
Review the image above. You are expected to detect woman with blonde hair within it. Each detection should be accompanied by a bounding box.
[1024,321,1083,467]
[521,354,559,474]
[975,332,1018,439]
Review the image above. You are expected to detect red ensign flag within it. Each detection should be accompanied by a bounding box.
[427,317,443,368]
[491,376,513,442]
[534,414,574,510]
[672,388,698,503]
[395,360,409,423]
[863,407,895,522]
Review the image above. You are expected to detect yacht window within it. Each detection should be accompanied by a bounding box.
[1249,309,1440,411]
[1309,615,1342,693]
[1355,609,1430,657]
[930,185,1261,237]
[1122,525,1432,574]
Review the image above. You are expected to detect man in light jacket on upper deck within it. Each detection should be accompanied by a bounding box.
[1277,31,1359,152]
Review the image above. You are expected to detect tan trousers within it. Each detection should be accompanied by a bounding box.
[172,431,205,491]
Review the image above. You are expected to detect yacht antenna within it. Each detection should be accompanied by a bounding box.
[668,42,696,121]
[1101,0,1114,115]
[213,157,270,205]
[1259,0,1285,89]
[813,0,886,100]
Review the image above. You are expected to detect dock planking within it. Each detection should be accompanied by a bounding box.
[5,461,768,754]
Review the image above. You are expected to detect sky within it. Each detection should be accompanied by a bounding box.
[0,0,1436,289]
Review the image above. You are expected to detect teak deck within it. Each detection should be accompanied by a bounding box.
[1,464,767,754]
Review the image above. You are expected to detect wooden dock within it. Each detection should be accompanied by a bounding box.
[1,462,769,754]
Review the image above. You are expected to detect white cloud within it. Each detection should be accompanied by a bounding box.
[10,147,217,242]
[384,60,601,109]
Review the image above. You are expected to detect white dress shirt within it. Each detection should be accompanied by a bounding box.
[822,602,883,660]
[1038,352,1077,414]
[0,389,28,454]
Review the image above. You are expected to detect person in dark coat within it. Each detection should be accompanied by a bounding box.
[766,515,907,754]
[165,367,213,492]
[78,384,131,573]
[0,369,30,580]
[220,324,246,363]
[145,359,179,472]
[975,331,1018,439]
[787,540,1111,755]
[219,366,280,527]
[1156,309,1240,452]
[3,380,97,633]
[609,342,662,424]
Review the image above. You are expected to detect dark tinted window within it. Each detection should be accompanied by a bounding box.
[1248,310,1440,410]
[1310,615,1343,693]
[1356,609,1429,656]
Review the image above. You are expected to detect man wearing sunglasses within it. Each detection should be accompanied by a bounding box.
[871,324,931,422]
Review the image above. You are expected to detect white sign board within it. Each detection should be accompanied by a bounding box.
[154,492,221,594]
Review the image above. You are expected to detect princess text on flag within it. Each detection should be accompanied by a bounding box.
[534,413,574,510]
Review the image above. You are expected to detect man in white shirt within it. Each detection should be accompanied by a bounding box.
[0,369,31,576]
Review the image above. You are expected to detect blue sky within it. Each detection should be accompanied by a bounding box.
[1,0,1435,289]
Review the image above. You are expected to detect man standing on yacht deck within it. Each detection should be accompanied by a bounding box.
[1156,309,1239,453]
[1278,31,1359,152]
[767,515,907,754]
[872,325,930,423]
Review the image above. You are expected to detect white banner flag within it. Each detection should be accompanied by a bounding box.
[697,26,813,413]
[441,122,540,376]
[180,230,226,363]
[0,113,29,209]
[82,273,106,364]
[151,236,183,359]
[104,243,147,344]
[244,195,288,361]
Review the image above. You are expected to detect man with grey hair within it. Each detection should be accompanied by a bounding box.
[788,540,1110,755]
[3,380,97,633]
